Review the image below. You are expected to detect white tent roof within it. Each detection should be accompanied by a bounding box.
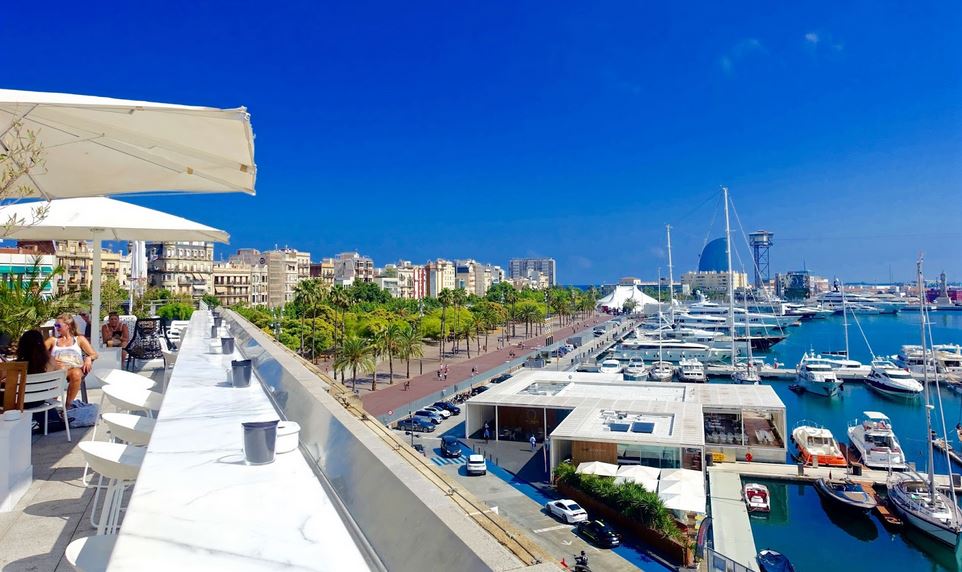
[657,468,706,513]
[616,465,661,480]
[575,461,619,477]
[1,197,229,242]
[0,88,256,199]
[596,285,658,311]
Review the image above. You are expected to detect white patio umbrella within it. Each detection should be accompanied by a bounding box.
[575,461,619,477]
[0,88,256,199]
[657,469,706,514]
[128,240,147,312]
[2,197,228,349]
[614,465,661,491]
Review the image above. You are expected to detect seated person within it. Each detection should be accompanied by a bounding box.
[101,312,130,350]
[1,330,57,410]
[46,313,98,406]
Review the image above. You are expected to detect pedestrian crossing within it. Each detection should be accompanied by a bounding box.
[431,454,466,466]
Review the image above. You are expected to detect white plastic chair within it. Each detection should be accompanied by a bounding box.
[65,534,117,572]
[22,370,71,442]
[80,442,145,534]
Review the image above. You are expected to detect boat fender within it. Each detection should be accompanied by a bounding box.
[745,452,753,463]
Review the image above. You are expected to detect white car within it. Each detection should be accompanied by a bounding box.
[423,405,451,419]
[466,454,487,475]
[545,499,588,524]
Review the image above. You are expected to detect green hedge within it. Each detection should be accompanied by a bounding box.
[554,462,682,540]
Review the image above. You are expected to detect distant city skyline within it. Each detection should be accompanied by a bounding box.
[5,2,961,284]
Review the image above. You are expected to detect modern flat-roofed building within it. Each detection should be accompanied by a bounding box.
[464,370,786,473]
[508,257,556,288]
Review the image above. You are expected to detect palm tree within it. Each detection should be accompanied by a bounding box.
[328,284,350,379]
[437,288,454,358]
[451,288,467,353]
[377,322,403,383]
[397,323,424,378]
[333,335,374,393]
[292,278,326,362]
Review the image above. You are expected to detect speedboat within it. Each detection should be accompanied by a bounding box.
[792,424,848,467]
[732,359,761,384]
[598,359,623,374]
[795,354,843,397]
[888,470,962,546]
[648,361,674,381]
[676,358,706,382]
[814,477,877,512]
[757,550,796,572]
[743,483,770,514]
[846,411,906,470]
[623,358,648,378]
[865,359,923,397]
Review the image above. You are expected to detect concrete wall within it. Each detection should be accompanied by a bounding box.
[225,310,525,572]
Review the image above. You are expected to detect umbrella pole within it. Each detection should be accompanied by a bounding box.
[90,233,102,351]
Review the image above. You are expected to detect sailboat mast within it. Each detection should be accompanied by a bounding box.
[918,258,937,495]
[723,187,736,365]
[841,280,850,359]
[666,224,675,324]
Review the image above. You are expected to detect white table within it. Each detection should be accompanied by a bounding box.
[0,414,32,512]
[107,312,369,571]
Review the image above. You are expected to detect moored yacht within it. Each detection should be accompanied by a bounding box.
[616,337,728,363]
[676,358,706,382]
[800,352,871,377]
[846,411,906,470]
[795,354,843,397]
[648,361,674,381]
[598,359,623,374]
[623,358,648,378]
[865,359,923,397]
[732,359,761,384]
[888,471,962,546]
[791,423,848,467]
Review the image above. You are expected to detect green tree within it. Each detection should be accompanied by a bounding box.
[437,288,455,358]
[157,302,194,321]
[375,321,404,384]
[202,293,221,309]
[293,278,327,362]
[397,322,424,378]
[0,260,74,343]
[328,284,350,380]
[333,335,374,392]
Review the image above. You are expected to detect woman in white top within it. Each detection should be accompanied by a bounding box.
[45,313,98,406]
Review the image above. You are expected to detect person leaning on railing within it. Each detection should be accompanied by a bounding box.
[45,313,97,406]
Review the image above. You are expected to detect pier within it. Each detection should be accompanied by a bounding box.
[708,460,962,492]
[707,470,759,572]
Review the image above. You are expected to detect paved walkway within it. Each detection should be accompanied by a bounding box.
[361,314,612,417]
[708,470,759,571]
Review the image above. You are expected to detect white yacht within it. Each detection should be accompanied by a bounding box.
[615,338,728,363]
[673,313,786,350]
[676,358,706,382]
[648,361,674,381]
[865,359,923,397]
[817,290,903,314]
[893,345,939,375]
[623,358,648,378]
[895,344,962,375]
[732,359,761,384]
[847,411,906,470]
[799,352,871,377]
[686,300,800,328]
[597,359,623,374]
[796,355,843,397]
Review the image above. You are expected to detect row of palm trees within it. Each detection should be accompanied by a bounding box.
[332,322,425,392]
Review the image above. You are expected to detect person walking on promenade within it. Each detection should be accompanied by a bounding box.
[529,435,537,452]
[471,367,478,377]
[483,424,490,443]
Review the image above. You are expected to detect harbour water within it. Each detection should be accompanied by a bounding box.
[737,312,962,571]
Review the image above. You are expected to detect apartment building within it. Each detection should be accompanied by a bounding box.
[212,262,252,307]
[146,241,213,299]
[0,245,57,296]
[310,257,335,286]
[264,248,302,307]
[333,251,375,285]
[454,259,504,297]
[396,261,427,299]
[426,259,456,297]
[508,257,557,288]
[680,270,749,294]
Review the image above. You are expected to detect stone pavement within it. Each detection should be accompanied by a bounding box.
[361,314,612,417]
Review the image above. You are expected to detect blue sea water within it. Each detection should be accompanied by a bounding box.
[744,312,962,572]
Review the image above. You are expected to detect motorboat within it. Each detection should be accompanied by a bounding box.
[757,550,796,572]
[799,352,871,377]
[743,483,770,514]
[623,358,648,378]
[732,360,761,384]
[817,290,903,314]
[888,471,962,547]
[791,424,848,467]
[795,354,843,397]
[894,344,962,375]
[597,359,623,374]
[865,359,922,397]
[814,477,877,512]
[648,361,674,381]
[892,345,938,376]
[676,358,706,382]
[616,338,727,363]
[846,411,906,470]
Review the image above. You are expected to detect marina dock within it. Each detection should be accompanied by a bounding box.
[709,460,962,492]
[708,470,759,572]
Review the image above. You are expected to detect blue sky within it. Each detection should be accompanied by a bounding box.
[6,1,961,284]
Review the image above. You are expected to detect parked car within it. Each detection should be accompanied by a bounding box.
[563,343,576,352]
[593,329,605,337]
[414,410,443,424]
[397,417,435,433]
[469,386,489,396]
[440,435,462,458]
[491,373,513,384]
[577,520,621,548]
[433,401,461,415]
[545,499,588,524]
[423,405,451,419]
[465,454,487,475]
